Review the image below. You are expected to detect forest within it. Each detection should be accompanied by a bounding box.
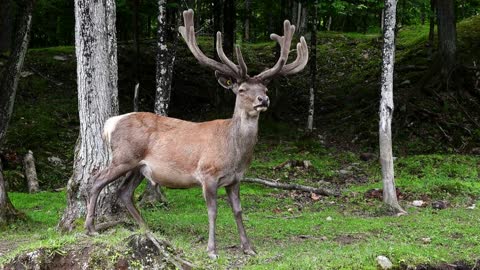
[1,0,480,269]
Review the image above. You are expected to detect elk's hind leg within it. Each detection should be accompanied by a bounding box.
[85,163,135,234]
[117,169,147,230]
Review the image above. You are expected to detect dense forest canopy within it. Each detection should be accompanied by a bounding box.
[2,0,479,48]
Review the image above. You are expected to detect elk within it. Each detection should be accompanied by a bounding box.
[85,9,308,259]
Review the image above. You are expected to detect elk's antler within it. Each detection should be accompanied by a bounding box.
[254,21,309,81]
[179,9,247,80]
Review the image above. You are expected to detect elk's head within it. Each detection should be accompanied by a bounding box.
[179,9,308,116]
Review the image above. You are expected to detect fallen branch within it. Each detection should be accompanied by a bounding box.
[243,177,339,197]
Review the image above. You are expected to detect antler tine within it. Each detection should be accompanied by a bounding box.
[255,20,296,81]
[279,36,309,75]
[178,9,239,78]
[215,32,243,77]
[235,45,248,78]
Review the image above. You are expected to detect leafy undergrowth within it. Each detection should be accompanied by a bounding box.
[2,144,479,269]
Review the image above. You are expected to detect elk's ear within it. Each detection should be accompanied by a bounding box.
[215,71,237,90]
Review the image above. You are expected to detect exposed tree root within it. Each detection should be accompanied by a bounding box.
[145,232,195,269]
[4,232,193,269]
[243,177,339,197]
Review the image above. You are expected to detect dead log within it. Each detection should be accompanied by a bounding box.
[23,150,39,193]
[243,177,339,197]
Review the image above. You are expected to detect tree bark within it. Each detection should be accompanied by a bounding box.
[23,150,39,193]
[132,0,141,86]
[379,0,405,214]
[58,0,122,231]
[223,0,236,58]
[0,0,35,226]
[140,0,176,207]
[436,0,457,78]
[0,162,18,225]
[212,0,221,60]
[428,0,435,47]
[0,0,13,53]
[244,0,250,41]
[307,0,317,132]
[154,0,176,116]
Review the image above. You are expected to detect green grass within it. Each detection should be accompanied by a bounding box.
[2,145,480,269]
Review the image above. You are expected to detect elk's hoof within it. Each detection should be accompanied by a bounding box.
[207,251,219,260]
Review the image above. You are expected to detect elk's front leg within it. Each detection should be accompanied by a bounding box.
[226,181,256,255]
[202,182,218,259]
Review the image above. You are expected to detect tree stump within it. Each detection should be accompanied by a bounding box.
[23,150,39,193]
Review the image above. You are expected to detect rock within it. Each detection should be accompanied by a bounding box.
[338,169,350,175]
[362,52,369,59]
[48,156,63,166]
[471,147,480,155]
[53,55,68,61]
[326,216,333,221]
[303,160,312,169]
[421,237,431,244]
[412,200,425,207]
[432,200,448,210]
[336,72,345,77]
[360,152,376,161]
[376,255,393,269]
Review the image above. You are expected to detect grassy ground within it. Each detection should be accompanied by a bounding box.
[1,140,479,269]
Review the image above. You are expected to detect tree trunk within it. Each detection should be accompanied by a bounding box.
[0,0,35,226]
[139,0,176,207]
[307,0,317,132]
[0,162,18,225]
[244,0,250,41]
[223,0,235,58]
[428,0,435,47]
[0,0,13,54]
[58,0,122,231]
[213,0,221,60]
[23,150,39,193]
[154,0,176,116]
[381,10,385,32]
[132,0,140,85]
[436,0,456,79]
[379,0,405,214]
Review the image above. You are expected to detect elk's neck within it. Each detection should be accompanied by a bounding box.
[229,107,259,169]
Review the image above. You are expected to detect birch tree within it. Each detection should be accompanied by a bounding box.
[379,0,405,214]
[307,0,317,132]
[58,0,122,231]
[0,0,35,226]
[140,0,176,206]
[154,0,176,116]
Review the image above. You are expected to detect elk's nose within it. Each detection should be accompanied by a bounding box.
[257,95,269,106]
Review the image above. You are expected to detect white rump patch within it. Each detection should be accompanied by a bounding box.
[102,112,136,145]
